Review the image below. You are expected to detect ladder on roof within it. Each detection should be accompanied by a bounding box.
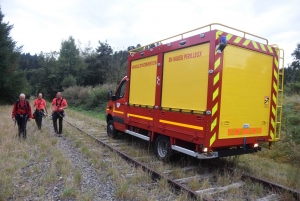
[128,23,269,54]
[273,48,284,141]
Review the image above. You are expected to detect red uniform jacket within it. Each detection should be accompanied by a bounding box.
[12,100,34,118]
[52,98,68,112]
[33,98,47,110]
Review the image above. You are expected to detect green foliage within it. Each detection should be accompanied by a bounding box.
[58,36,85,83]
[35,51,62,99]
[0,8,29,103]
[17,38,128,100]
[287,114,300,125]
[281,96,300,143]
[63,84,116,113]
[62,75,76,88]
[284,43,300,95]
[284,81,300,95]
[83,41,114,85]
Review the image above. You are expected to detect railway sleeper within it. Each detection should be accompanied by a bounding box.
[174,174,213,184]
[162,166,198,175]
[196,181,244,195]
[255,194,281,201]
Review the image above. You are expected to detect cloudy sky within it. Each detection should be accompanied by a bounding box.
[1,0,299,66]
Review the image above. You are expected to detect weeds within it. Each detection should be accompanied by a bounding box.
[115,180,130,199]
[74,169,82,188]
[0,104,82,200]
[62,187,76,198]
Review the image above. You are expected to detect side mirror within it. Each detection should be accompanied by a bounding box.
[108,91,117,101]
[107,91,112,100]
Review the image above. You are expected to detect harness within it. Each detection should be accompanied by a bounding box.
[16,100,29,113]
[15,100,29,118]
[54,98,65,117]
[56,98,64,108]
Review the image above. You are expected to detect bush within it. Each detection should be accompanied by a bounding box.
[63,83,117,112]
[266,95,300,165]
[61,75,76,88]
[284,82,300,95]
[288,114,300,125]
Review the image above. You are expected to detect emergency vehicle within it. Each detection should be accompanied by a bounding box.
[106,23,284,160]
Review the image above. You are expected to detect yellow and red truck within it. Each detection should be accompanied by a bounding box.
[106,23,284,160]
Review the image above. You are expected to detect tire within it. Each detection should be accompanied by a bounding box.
[155,135,171,161]
[107,120,118,139]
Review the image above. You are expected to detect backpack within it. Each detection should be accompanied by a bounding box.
[15,99,30,116]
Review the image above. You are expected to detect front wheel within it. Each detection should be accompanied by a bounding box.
[155,135,171,161]
[107,120,118,139]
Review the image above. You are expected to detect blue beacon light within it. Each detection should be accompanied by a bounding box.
[216,35,227,53]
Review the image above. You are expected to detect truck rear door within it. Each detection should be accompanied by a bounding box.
[218,45,273,139]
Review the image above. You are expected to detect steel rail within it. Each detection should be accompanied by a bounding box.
[241,172,300,200]
[65,120,300,200]
[65,120,211,201]
[207,164,300,200]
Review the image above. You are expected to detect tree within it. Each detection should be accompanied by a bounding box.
[0,8,29,103]
[284,43,300,94]
[58,36,84,84]
[61,75,76,88]
[36,51,61,99]
[291,43,300,79]
[18,53,41,95]
[83,40,114,85]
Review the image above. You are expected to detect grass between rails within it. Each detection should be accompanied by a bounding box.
[66,104,300,196]
[63,110,295,200]
[62,119,181,200]
[66,96,300,191]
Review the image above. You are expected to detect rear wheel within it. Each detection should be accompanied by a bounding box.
[107,120,118,139]
[155,135,171,161]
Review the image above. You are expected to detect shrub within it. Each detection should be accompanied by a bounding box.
[63,83,117,112]
[62,75,76,88]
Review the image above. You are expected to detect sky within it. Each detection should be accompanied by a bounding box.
[1,0,299,67]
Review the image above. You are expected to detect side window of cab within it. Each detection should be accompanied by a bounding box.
[115,80,127,99]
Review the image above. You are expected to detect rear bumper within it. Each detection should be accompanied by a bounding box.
[217,146,262,157]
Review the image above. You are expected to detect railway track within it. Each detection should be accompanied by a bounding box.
[63,117,300,201]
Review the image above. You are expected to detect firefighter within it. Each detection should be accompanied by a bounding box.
[12,93,33,138]
[51,92,68,136]
[33,93,48,130]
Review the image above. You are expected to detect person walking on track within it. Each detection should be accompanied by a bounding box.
[12,93,33,138]
[33,93,48,130]
[51,92,68,136]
